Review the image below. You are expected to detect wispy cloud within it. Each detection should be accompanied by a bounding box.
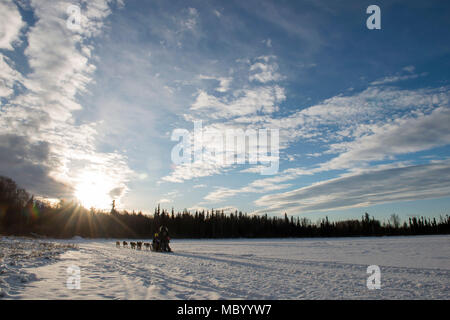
[199,74,232,93]
[199,82,450,206]
[0,1,25,50]
[370,73,424,86]
[189,85,285,119]
[322,105,450,171]
[0,55,23,98]
[253,161,450,214]
[249,56,283,83]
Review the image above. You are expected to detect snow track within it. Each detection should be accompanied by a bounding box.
[1,236,449,299]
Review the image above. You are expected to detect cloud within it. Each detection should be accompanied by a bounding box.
[199,75,232,92]
[249,57,283,83]
[162,116,283,183]
[205,168,312,203]
[369,66,426,86]
[0,0,133,207]
[204,181,293,203]
[216,77,232,93]
[190,85,285,119]
[167,61,449,185]
[0,1,25,50]
[162,159,225,183]
[0,54,23,98]
[198,83,450,204]
[370,74,421,86]
[260,85,449,146]
[262,38,272,47]
[203,187,241,202]
[0,134,72,198]
[237,0,325,54]
[109,186,125,198]
[253,161,450,214]
[323,106,450,170]
[181,7,199,31]
[402,65,415,73]
[203,166,311,202]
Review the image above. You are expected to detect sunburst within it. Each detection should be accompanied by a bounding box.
[74,171,115,209]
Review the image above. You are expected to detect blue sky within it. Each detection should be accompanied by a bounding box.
[1,0,450,223]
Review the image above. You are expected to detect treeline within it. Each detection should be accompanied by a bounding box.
[1,176,449,238]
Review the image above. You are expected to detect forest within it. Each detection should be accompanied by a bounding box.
[1,176,449,239]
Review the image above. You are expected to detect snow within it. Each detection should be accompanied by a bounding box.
[0,235,449,299]
[0,237,78,298]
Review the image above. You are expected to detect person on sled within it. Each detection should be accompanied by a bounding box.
[158,225,172,252]
[152,232,160,251]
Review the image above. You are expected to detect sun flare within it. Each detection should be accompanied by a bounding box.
[74,171,115,209]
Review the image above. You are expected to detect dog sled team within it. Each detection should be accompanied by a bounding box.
[115,225,172,253]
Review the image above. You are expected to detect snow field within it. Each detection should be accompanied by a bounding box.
[1,235,449,299]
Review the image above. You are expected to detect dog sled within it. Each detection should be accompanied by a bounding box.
[151,226,172,252]
[115,226,173,252]
[150,237,172,253]
[115,240,172,252]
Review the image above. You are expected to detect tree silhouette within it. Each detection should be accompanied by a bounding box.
[0,176,449,238]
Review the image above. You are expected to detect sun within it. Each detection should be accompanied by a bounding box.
[74,171,114,209]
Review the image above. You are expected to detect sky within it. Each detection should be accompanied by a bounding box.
[1,0,450,223]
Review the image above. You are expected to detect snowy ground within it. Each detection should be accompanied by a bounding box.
[0,237,78,298]
[0,235,449,299]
